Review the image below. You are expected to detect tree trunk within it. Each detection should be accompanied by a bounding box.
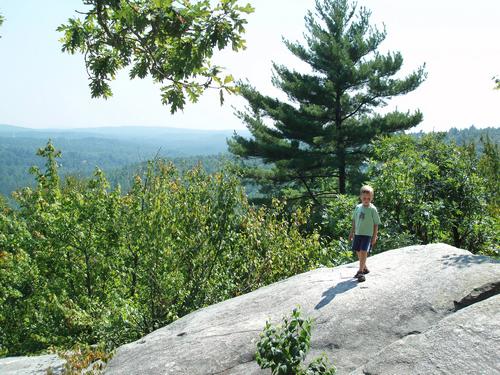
[335,92,346,194]
[338,147,346,194]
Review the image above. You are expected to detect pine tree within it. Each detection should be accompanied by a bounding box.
[229,0,426,201]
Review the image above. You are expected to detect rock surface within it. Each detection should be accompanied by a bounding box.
[0,354,66,375]
[103,243,500,375]
[350,294,500,375]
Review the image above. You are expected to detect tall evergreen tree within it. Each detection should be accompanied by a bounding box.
[229,0,426,200]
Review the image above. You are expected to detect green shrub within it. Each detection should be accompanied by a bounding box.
[1,142,341,355]
[369,133,498,254]
[256,308,336,375]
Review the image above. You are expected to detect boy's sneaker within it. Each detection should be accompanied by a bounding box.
[357,274,366,282]
[363,268,370,274]
[354,270,364,278]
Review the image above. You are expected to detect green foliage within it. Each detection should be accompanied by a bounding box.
[320,194,357,240]
[477,134,500,211]
[256,308,335,375]
[0,141,333,356]
[0,127,235,203]
[368,133,498,255]
[1,124,495,208]
[229,0,425,202]
[314,194,357,262]
[0,248,41,355]
[57,0,254,112]
[420,126,500,152]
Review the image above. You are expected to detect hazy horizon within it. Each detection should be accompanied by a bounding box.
[0,123,240,132]
[1,122,498,136]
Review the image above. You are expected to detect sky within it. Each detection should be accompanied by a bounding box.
[0,0,499,132]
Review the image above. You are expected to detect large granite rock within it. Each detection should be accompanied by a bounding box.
[100,243,499,374]
[0,354,66,375]
[350,294,500,374]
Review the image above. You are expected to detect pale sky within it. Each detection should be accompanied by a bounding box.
[0,0,499,132]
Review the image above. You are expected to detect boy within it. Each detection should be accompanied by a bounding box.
[349,185,381,282]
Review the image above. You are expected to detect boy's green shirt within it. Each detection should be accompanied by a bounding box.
[352,203,381,236]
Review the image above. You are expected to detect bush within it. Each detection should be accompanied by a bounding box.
[368,133,498,254]
[256,308,336,375]
[1,142,343,355]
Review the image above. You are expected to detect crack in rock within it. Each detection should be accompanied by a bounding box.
[453,281,500,311]
[178,329,262,345]
[211,357,255,375]
[403,330,421,337]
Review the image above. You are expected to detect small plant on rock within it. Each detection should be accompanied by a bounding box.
[256,308,336,375]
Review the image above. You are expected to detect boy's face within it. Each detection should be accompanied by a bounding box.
[360,192,372,205]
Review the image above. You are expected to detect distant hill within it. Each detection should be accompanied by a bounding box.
[0,124,250,202]
[0,124,497,204]
[445,126,499,150]
[410,125,500,152]
[0,124,248,155]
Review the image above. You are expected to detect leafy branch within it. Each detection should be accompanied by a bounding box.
[57,0,254,113]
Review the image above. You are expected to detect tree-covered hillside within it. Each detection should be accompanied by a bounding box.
[0,125,497,203]
[0,124,249,201]
[411,126,500,151]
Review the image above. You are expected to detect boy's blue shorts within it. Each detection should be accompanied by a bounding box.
[352,235,372,252]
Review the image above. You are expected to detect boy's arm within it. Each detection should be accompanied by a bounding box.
[349,219,355,241]
[371,224,379,245]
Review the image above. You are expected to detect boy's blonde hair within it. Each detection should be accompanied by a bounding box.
[360,185,374,196]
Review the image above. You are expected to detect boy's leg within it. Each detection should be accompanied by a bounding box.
[355,250,362,275]
[359,250,368,272]
[360,236,371,272]
[355,250,367,281]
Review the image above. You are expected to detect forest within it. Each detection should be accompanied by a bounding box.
[0,125,497,205]
[0,124,240,202]
[0,0,498,366]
